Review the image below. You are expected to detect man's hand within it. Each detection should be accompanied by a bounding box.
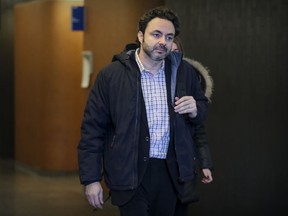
[174,96,197,118]
[201,169,213,184]
[85,182,103,210]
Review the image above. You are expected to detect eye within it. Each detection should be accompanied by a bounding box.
[166,35,174,42]
[152,33,161,38]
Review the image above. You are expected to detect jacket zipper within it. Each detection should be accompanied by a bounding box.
[110,135,115,148]
[131,69,140,190]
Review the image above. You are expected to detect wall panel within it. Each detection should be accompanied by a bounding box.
[83,0,164,84]
[15,0,85,171]
[166,0,287,214]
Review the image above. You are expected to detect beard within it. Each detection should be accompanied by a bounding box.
[142,39,171,61]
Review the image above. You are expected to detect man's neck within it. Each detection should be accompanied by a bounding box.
[138,50,163,75]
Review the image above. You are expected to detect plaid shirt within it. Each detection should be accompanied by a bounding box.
[135,49,170,159]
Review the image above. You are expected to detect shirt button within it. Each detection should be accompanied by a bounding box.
[145,137,149,142]
[143,157,148,162]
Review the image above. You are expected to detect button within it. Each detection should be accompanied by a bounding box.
[145,137,149,142]
[143,157,148,162]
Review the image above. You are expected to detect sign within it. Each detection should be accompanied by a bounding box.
[72,6,85,31]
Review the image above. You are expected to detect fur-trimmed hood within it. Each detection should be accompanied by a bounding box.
[183,57,214,102]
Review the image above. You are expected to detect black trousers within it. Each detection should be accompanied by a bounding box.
[119,158,181,216]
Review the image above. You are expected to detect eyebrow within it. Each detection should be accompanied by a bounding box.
[151,30,175,37]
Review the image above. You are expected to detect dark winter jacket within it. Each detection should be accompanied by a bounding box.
[77,51,208,190]
[185,57,214,170]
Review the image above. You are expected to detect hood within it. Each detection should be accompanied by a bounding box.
[183,57,214,102]
[168,51,183,103]
[111,51,131,63]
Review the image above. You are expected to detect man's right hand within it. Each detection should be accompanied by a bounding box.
[85,181,103,209]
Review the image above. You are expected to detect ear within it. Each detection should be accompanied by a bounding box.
[137,31,143,44]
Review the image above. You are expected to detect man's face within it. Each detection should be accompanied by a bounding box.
[138,17,175,61]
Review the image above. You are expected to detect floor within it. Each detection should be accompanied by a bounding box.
[0,159,119,216]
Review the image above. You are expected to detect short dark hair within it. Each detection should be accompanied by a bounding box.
[138,6,181,37]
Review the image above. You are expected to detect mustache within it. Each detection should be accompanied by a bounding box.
[154,44,167,51]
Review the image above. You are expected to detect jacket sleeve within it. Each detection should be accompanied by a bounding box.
[193,123,214,170]
[185,63,208,125]
[77,71,110,185]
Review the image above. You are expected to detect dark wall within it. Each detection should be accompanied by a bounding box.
[0,0,47,158]
[166,0,287,215]
[0,0,16,158]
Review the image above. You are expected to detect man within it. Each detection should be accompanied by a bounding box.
[78,6,212,216]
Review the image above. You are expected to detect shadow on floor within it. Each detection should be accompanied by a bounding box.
[0,159,119,216]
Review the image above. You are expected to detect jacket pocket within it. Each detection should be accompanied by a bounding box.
[178,173,199,204]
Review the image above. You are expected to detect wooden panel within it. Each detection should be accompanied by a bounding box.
[84,0,164,83]
[15,0,85,171]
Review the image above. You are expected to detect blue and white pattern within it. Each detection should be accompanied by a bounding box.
[135,49,170,159]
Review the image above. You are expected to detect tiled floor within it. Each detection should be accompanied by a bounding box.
[0,159,119,216]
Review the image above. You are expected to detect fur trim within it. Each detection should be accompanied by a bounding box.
[183,57,214,102]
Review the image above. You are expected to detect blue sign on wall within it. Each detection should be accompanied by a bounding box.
[72,6,85,31]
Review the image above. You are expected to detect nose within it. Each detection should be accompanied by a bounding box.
[159,36,166,45]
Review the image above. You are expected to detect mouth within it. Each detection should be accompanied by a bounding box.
[154,48,167,54]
